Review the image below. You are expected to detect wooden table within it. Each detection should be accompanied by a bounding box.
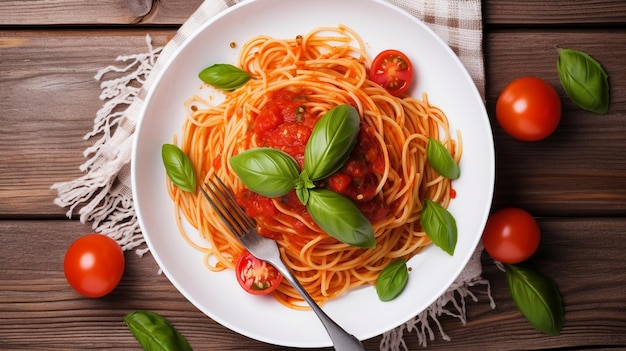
[2,1,625,349]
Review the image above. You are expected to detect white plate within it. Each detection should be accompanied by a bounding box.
[132,0,494,347]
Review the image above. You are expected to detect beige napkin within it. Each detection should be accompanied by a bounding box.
[51,0,492,348]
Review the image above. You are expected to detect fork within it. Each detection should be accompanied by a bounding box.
[200,176,366,351]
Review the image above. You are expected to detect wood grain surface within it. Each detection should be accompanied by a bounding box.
[1,1,625,350]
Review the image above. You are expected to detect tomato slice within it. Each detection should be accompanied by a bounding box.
[370,49,414,96]
[235,251,283,295]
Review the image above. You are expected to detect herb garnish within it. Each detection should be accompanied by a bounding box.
[124,310,192,351]
[557,48,609,114]
[229,104,375,248]
[506,263,564,336]
[376,259,409,301]
[427,137,460,180]
[198,63,251,91]
[421,199,458,255]
[162,144,197,193]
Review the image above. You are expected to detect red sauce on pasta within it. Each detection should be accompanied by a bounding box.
[238,90,389,239]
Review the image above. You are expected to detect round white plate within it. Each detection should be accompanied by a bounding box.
[132,0,494,347]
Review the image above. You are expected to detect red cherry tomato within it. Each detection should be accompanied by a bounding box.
[482,208,541,264]
[63,234,125,298]
[235,251,283,295]
[370,49,414,96]
[496,76,561,141]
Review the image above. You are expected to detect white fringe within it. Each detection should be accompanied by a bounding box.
[381,276,495,349]
[381,245,496,349]
[51,35,161,256]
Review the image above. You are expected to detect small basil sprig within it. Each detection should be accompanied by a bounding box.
[505,263,564,336]
[229,147,300,198]
[162,144,197,193]
[229,104,375,248]
[427,138,460,180]
[296,170,315,206]
[306,189,375,248]
[124,310,192,351]
[305,104,360,180]
[557,48,609,114]
[198,63,251,91]
[376,259,409,301]
[421,199,457,255]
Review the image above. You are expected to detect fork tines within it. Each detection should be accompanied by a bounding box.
[200,176,255,238]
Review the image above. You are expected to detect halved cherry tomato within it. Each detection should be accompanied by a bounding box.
[370,49,414,96]
[235,251,283,295]
[496,76,561,141]
[63,233,125,298]
[482,208,541,264]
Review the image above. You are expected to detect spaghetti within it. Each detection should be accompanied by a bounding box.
[167,25,461,309]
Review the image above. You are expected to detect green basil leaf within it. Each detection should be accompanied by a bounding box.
[229,147,300,198]
[421,199,457,255]
[557,48,609,114]
[296,186,310,206]
[295,170,314,205]
[376,259,409,301]
[306,188,375,248]
[124,310,192,351]
[505,263,564,336]
[305,104,360,180]
[426,138,460,180]
[198,63,251,91]
[161,144,197,193]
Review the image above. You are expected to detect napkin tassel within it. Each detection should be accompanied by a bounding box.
[381,245,496,349]
[51,35,162,256]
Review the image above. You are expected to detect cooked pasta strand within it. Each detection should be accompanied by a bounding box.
[166,25,461,309]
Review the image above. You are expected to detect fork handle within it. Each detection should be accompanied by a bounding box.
[272,262,366,351]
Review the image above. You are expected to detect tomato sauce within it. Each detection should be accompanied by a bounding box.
[237,89,389,238]
[249,90,319,168]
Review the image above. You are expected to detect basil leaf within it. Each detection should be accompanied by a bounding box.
[376,259,409,301]
[421,199,457,255]
[161,144,197,193]
[124,310,192,351]
[505,263,564,336]
[229,147,300,198]
[427,138,460,180]
[295,170,314,205]
[557,48,609,114]
[198,63,251,91]
[306,188,375,248]
[305,104,360,180]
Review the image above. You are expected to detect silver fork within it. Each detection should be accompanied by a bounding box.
[200,176,365,351]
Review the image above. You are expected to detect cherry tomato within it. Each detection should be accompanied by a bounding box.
[370,49,414,96]
[496,76,561,141]
[63,233,125,298]
[482,208,541,264]
[235,251,283,295]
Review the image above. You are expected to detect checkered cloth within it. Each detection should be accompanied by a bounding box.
[52,0,490,349]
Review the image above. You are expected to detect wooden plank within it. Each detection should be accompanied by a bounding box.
[485,29,626,216]
[0,0,203,25]
[0,30,175,217]
[1,0,625,26]
[484,0,626,25]
[1,218,624,349]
